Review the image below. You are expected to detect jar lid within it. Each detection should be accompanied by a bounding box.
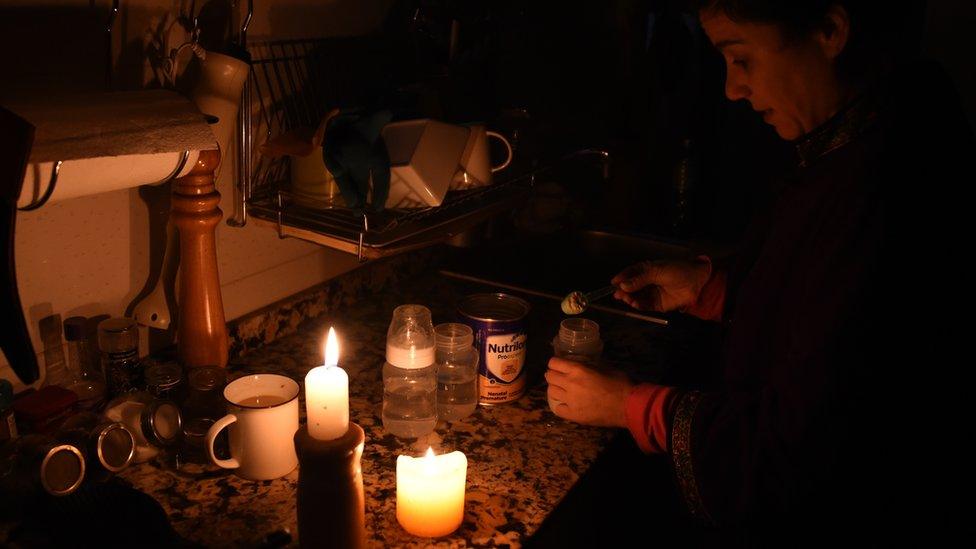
[63,316,88,341]
[97,317,137,335]
[96,422,136,472]
[145,361,183,389]
[141,400,182,447]
[188,366,226,391]
[40,444,86,496]
[97,317,139,351]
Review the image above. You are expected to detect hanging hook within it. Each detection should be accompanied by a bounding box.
[240,0,254,46]
[18,161,62,212]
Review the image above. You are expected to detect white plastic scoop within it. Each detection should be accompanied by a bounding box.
[561,285,617,315]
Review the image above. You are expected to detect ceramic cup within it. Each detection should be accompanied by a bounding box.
[206,373,299,480]
[190,51,249,173]
[454,126,513,189]
[290,147,343,208]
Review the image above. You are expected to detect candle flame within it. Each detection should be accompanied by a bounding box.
[423,447,437,475]
[325,327,339,367]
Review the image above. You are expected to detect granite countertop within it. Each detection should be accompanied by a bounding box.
[115,263,683,548]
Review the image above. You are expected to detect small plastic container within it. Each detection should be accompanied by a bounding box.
[434,323,479,422]
[552,318,604,367]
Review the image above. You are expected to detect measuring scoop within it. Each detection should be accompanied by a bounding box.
[561,285,617,315]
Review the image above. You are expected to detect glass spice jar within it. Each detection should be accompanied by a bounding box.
[97,318,142,397]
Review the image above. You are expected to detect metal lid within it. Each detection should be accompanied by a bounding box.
[182,417,215,439]
[63,316,88,341]
[145,361,183,389]
[95,422,136,472]
[141,400,182,447]
[97,317,139,352]
[40,444,85,496]
[188,366,225,391]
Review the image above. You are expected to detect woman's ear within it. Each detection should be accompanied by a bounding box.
[818,3,851,59]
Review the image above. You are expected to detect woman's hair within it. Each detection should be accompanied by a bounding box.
[690,0,923,82]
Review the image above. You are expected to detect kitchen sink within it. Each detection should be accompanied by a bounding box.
[441,228,703,298]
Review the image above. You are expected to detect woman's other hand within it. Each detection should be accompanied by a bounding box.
[545,357,633,427]
[611,258,712,312]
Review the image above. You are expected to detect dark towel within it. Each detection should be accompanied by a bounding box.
[322,108,392,214]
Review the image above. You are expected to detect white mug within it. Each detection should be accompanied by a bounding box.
[190,51,249,173]
[206,373,299,480]
[454,126,513,189]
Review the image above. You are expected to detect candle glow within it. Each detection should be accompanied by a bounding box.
[396,447,468,538]
[304,327,349,440]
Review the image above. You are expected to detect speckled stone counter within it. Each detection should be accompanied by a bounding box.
[116,255,687,548]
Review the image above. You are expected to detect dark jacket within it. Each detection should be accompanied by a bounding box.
[670,59,973,546]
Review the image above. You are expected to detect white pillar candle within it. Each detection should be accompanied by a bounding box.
[396,448,468,538]
[305,327,349,440]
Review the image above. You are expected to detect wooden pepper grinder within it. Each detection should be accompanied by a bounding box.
[170,149,229,368]
[294,423,366,548]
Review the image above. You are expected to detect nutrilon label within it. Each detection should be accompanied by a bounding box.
[457,293,530,405]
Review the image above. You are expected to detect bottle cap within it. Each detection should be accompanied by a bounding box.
[188,366,226,391]
[386,345,435,369]
[63,316,88,341]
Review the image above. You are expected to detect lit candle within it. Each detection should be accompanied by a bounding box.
[304,327,349,440]
[396,447,468,537]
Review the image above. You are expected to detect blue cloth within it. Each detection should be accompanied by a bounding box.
[321,108,392,214]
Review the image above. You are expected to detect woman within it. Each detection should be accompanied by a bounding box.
[545,1,971,545]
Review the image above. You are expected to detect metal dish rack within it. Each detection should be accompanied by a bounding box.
[229,38,532,261]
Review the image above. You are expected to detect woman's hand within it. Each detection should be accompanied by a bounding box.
[611,258,712,312]
[545,357,633,427]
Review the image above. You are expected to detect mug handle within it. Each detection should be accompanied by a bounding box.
[486,131,513,173]
[206,414,240,469]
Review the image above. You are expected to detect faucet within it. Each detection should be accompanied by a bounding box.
[560,148,612,180]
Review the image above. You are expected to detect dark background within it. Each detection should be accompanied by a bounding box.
[335,0,969,245]
[1,0,972,246]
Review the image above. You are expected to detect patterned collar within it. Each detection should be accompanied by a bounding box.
[794,95,879,168]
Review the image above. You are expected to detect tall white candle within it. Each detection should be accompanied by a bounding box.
[305,327,349,440]
[396,447,468,537]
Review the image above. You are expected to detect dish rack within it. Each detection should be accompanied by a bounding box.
[228,38,533,261]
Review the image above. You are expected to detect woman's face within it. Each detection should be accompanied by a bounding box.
[700,9,849,140]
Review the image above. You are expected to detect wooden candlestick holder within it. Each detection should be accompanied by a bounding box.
[294,423,366,549]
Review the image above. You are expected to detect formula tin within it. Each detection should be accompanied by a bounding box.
[458,293,530,405]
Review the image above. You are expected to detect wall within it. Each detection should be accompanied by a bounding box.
[0,0,393,391]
